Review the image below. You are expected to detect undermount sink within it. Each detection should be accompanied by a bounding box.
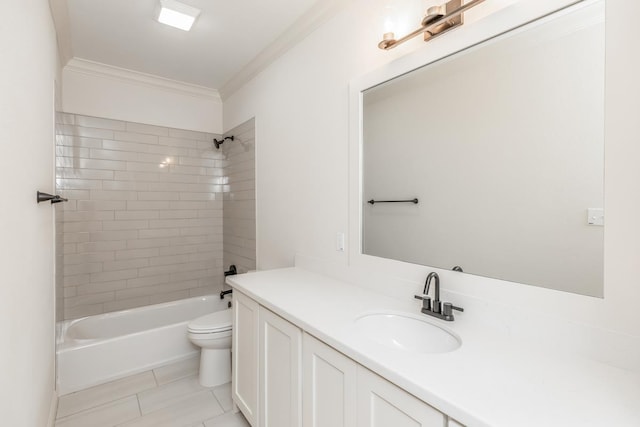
[355,312,461,354]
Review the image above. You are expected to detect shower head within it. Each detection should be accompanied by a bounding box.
[213,135,234,149]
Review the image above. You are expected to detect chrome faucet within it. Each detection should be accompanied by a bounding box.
[414,272,464,321]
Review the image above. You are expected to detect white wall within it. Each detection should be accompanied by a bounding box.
[63,59,223,134]
[223,0,519,269]
[0,0,58,425]
[223,0,640,362]
[224,6,358,269]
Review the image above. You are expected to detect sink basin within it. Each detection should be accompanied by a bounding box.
[355,312,461,354]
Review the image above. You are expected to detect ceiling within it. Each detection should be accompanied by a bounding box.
[57,0,321,90]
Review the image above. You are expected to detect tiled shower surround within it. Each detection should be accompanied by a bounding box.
[222,119,256,275]
[55,113,255,320]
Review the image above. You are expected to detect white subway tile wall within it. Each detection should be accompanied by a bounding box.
[56,201,66,322]
[55,113,244,320]
[222,119,256,275]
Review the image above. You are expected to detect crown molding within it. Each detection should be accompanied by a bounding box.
[49,0,73,66]
[219,0,350,100]
[64,58,222,102]
[57,0,348,101]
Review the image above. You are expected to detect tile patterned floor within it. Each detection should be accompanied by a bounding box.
[55,357,249,427]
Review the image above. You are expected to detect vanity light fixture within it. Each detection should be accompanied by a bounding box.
[157,0,201,31]
[378,0,485,50]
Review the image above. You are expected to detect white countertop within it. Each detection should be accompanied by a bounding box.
[227,267,640,427]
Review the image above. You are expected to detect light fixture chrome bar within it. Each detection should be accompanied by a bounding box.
[378,0,486,50]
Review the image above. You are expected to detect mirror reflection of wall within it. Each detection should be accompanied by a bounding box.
[362,1,604,297]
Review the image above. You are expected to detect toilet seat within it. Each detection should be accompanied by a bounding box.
[188,309,232,334]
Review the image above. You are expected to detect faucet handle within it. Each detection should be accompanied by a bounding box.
[414,294,432,311]
[442,302,464,317]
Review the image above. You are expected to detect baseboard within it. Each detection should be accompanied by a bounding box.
[47,390,58,427]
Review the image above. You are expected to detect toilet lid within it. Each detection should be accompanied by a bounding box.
[188,309,232,333]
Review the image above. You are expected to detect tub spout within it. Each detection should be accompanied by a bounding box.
[224,265,237,277]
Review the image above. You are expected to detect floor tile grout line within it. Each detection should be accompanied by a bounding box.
[211,385,233,413]
[210,387,232,413]
[116,388,224,427]
[56,361,226,426]
[135,376,217,418]
[150,356,199,386]
[210,389,223,410]
[55,395,138,424]
[56,370,157,419]
[151,367,159,386]
[136,392,143,418]
[58,393,240,427]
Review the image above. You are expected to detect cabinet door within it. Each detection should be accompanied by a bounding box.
[302,333,357,427]
[447,418,464,427]
[259,306,302,427]
[357,366,445,427]
[232,291,260,426]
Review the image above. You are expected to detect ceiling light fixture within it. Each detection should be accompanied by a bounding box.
[157,0,201,31]
[378,0,486,50]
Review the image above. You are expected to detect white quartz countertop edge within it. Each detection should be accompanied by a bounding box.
[227,267,640,427]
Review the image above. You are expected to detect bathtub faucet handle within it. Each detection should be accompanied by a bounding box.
[220,289,233,300]
[224,265,237,277]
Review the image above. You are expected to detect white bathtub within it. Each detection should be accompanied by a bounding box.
[57,295,229,395]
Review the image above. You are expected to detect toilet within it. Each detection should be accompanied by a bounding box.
[187,308,232,387]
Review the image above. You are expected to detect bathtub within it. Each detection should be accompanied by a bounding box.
[57,294,229,395]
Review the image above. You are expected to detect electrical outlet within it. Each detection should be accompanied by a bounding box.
[587,208,604,226]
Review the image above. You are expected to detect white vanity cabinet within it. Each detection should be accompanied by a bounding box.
[232,291,303,427]
[258,306,302,427]
[357,366,446,427]
[302,333,357,427]
[232,291,464,427]
[232,291,260,426]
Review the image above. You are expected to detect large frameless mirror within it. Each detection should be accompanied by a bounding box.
[362,1,604,297]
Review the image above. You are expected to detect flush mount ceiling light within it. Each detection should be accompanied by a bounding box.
[157,0,201,31]
[378,0,485,50]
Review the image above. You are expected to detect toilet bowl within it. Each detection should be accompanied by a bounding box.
[187,308,232,387]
